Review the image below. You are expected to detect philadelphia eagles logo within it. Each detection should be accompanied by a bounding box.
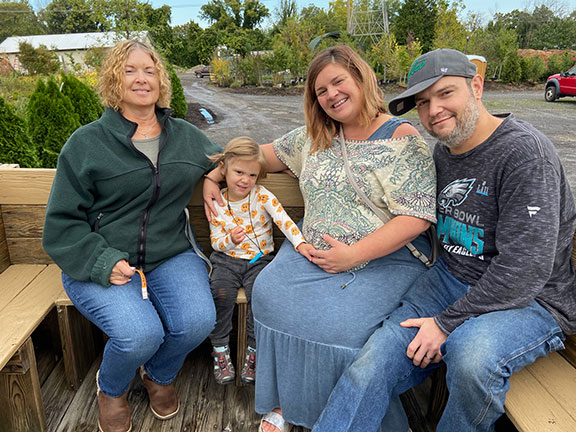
[438,179,475,209]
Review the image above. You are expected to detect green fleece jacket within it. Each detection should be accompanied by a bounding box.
[42,107,221,287]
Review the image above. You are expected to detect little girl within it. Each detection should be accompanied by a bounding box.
[205,136,314,385]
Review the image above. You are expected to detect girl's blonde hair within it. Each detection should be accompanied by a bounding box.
[304,44,387,152]
[209,137,267,180]
[99,39,172,112]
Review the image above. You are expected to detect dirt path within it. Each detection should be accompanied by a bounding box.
[180,74,576,192]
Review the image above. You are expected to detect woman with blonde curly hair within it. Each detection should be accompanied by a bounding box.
[43,39,221,432]
[204,44,437,431]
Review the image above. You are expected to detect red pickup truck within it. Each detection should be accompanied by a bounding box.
[545,58,576,102]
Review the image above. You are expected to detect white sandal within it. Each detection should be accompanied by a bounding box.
[258,409,293,432]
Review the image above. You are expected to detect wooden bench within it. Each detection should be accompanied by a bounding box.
[426,237,576,432]
[0,168,304,430]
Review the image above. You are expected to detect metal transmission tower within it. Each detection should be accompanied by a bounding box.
[347,0,389,46]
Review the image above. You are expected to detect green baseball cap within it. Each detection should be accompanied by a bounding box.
[388,48,477,116]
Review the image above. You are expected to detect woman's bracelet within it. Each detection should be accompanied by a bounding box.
[203,174,220,185]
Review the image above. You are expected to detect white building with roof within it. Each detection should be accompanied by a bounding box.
[0,31,151,73]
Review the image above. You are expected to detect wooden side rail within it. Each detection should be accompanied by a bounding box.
[0,264,63,432]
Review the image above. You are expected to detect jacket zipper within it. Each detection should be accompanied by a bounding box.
[93,213,104,232]
[128,118,167,270]
[137,164,162,269]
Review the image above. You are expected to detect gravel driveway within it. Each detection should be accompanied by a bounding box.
[180,74,576,192]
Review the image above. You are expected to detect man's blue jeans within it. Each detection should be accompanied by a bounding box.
[63,248,216,397]
[313,259,565,432]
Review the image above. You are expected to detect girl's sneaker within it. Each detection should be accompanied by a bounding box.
[211,346,235,385]
[241,346,256,384]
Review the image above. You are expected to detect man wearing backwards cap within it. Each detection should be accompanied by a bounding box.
[313,48,576,432]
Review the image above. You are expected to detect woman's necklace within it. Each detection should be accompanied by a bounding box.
[135,120,158,139]
[225,190,264,263]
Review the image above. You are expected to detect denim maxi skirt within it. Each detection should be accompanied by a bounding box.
[252,234,431,429]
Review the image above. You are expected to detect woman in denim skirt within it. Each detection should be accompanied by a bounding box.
[204,44,437,432]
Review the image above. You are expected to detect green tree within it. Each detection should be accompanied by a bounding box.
[167,67,187,119]
[0,97,39,167]
[491,9,535,49]
[196,27,225,64]
[43,0,102,33]
[140,3,175,59]
[271,17,313,79]
[531,13,576,50]
[27,78,81,168]
[501,50,522,83]
[18,42,60,75]
[225,27,269,57]
[0,1,45,42]
[474,24,518,80]
[60,73,103,125]
[433,0,466,51]
[90,0,145,37]
[369,32,422,81]
[546,54,563,77]
[559,51,576,71]
[272,0,298,32]
[233,53,265,85]
[170,22,203,68]
[393,0,437,52]
[520,55,546,83]
[200,0,269,30]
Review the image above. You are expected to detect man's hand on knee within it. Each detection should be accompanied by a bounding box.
[401,317,447,368]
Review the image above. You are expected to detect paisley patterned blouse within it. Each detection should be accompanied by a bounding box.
[273,125,436,259]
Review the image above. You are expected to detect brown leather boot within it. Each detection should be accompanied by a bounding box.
[96,371,132,432]
[140,367,180,420]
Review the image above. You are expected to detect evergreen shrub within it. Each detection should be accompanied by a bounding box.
[521,56,546,83]
[60,73,104,125]
[501,51,522,83]
[27,79,81,168]
[0,98,40,167]
[168,67,187,118]
[546,55,562,77]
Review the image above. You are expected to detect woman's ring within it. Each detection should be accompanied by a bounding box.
[426,354,434,360]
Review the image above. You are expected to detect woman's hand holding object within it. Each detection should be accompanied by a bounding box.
[310,234,357,273]
[110,260,136,286]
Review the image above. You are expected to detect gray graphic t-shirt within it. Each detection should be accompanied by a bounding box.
[433,114,576,335]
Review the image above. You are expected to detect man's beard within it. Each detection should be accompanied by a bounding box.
[427,95,479,150]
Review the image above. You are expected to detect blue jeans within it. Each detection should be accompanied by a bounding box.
[313,259,566,432]
[63,248,216,397]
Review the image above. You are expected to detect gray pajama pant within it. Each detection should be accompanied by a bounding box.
[208,251,274,348]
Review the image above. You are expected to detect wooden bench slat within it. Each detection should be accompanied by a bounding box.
[2,205,46,238]
[524,350,576,415]
[0,169,302,206]
[0,169,55,205]
[0,264,62,370]
[507,352,576,432]
[6,238,51,264]
[0,264,47,314]
[190,174,303,206]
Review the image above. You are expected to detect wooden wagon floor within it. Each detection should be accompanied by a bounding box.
[41,342,312,432]
[40,341,517,432]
